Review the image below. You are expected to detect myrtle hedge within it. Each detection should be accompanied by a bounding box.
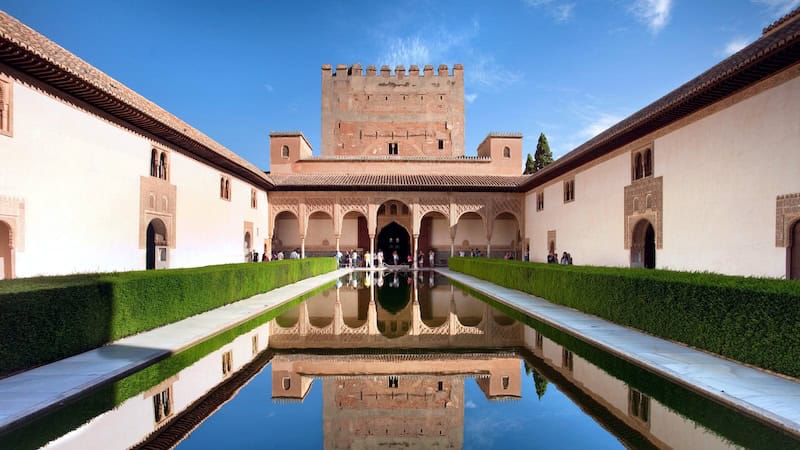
[0,258,336,376]
[448,257,800,378]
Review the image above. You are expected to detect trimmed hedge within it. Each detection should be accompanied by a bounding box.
[0,258,336,376]
[448,258,800,378]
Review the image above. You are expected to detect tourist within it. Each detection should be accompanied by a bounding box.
[560,252,569,265]
[335,250,342,267]
[392,250,399,265]
[351,249,359,268]
[546,252,556,264]
[459,249,465,257]
[365,250,372,268]
[567,253,574,265]
[407,254,413,265]
[277,251,285,260]
[290,248,300,259]
[377,249,384,267]
[523,247,529,262]
[417,250,424,268]
[429,249,435,268]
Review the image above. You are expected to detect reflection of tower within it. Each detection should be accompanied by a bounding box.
[323,376,463,449]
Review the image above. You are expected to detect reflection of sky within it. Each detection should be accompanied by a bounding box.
[175,362,323,450]
[463,361,623,450]
[176,360,624,449]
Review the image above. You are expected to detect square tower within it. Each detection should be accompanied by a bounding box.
[321,64,465,157]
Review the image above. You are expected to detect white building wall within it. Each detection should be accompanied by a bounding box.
[657,75,800,277]
[525,152,629,266]
[2,79,145,276]
[0,75,269,277]
[524,70,800,277]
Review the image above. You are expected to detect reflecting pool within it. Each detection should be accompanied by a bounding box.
[3,271,798,449]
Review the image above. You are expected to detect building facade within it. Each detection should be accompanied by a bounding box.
[1,8,800,279]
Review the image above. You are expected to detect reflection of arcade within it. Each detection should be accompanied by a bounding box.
[270,273,523,347]
[271,353,521,449]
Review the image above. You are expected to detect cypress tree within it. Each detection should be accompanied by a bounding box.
[533,132,554,173]
[524,153,536,174]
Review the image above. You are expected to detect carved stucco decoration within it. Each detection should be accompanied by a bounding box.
[776,193,800,247]
[304,198,335,218]
[339,197,369,217]
[418,197,450,218]
[624,176,663,249]
[493,197,523,222]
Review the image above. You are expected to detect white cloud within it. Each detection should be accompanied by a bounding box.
[465,93,478,103]
[465,400,477,409]
[468,55,523,89]
[380,36,431,67]
[524,0,576,23]
[579,113,625,139]
[720,37,751,57]
[630,0,673,33]
[752,0,800,17]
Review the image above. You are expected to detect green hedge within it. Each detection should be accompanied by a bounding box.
[448,258,800,378]
[0,258,336,376]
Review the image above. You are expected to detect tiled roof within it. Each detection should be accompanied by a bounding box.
[0,11,273,189]
[763,6,800,35]
[519,11,800,192]
[268,174,528,192]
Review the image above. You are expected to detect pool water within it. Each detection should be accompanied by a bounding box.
[4,271,798,450]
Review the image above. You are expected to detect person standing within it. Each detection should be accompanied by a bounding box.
[365,250,372,268]
[428,249,435,268]
[377,249,384,267]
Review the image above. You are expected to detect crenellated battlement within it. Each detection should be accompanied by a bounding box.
[323,63,463,78]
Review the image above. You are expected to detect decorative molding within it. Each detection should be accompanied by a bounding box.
[776,193,800,247]
[304,197,335,217]
[139,176,176,249]
[0,195,24,252]
[338,197,369,217]
[624,176,663,249]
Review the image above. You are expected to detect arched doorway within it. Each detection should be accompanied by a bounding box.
[146,218,168,270]
[272,211,300,255]
[491,212,521,259]
[0,221,12,279]
[631,219,655,269]
[377,222,410,264]
[789,220,800,280]
[244,231,252,262]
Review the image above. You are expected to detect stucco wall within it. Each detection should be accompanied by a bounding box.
[524,69,800,277]
[0,74,268,276]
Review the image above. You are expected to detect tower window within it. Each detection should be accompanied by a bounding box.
[281,145,290,159]
[438,139,444,150]
[503,146,511,158]
[388,143,398,155]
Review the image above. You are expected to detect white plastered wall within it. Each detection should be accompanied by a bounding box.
[524,70,800,277]
[0,75,269,276]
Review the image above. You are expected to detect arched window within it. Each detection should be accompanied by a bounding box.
[644,149,652,177]
[220,177,225,198]
[634,153,643,180]
[159,152,167,180]
[390,204,398,215]
[503,146,511,158]
[150,149,158,177]
[225,179,230,199]
[281,145,290,158]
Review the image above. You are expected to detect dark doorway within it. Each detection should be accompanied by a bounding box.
[790,220,800,280]
[378,222,410,264]
[631,219,656,269]
[0,221,11,279]
[146,223,156,270]
[146,219,168,270]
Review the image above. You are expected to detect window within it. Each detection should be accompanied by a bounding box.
[563,179,575,203]
[152,387,173,423]
[250,188,258,209]
[438,139,444,150]
[388,375,399,388]
[281,145,290,159]
[437,381,443,391]
[535,331,543,350]
[562,349,573,372]
[252,334,259,355]
[502,376,510,389]
[0,76,12,137]
[629,388,650,423]
[632,148,653,181]
[222,350,233,376]
[388,142,398,155]
[503,146,511,158]
[149,148,168,180]
[536,192,544,211]
[220,176,231,200]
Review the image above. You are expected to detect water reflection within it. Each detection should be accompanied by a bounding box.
[18,273,796,450]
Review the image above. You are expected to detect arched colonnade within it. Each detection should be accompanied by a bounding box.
[268,193,525,267]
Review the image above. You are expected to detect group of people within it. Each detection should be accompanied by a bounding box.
[247,247,303,262]
[457,248,483,257]
[335,249,439,268]
[547,251,574,265]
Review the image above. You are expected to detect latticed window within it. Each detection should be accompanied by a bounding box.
[632,147,653,181]
[536,192,545,211]
[0,76,12,136]
[564,180,575,202]
[152,387,173,423]
[629,388,650,423]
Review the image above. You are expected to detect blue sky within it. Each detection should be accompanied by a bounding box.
[3,0,798,171]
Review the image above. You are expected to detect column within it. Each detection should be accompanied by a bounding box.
[335,234,340,254]
[369,233,375,267]
[412,234,419,269]
[266,234,273,260]
[300,235,306,259]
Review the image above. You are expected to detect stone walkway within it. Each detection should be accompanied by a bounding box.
[437,268,800,437]
[0,268,351,433]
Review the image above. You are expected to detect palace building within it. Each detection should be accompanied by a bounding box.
[1,8,799,279]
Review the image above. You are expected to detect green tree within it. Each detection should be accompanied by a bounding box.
[532,369,549,400]
[524,153,536,174]
[533,132,554,173]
